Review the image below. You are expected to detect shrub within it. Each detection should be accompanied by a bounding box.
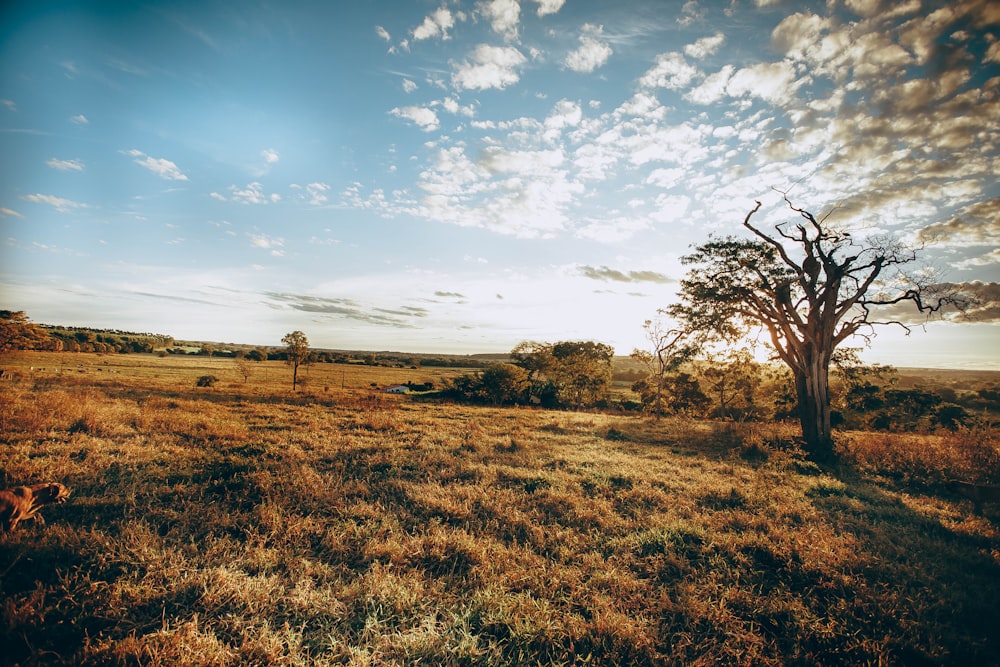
[196,375,219,387]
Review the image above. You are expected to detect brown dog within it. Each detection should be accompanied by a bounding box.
[947,480,1000,515]
[0,483,71,533]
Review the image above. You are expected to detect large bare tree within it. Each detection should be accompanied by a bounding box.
[667,196,965,461]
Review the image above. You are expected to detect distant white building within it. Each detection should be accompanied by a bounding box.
[385,384,410,394]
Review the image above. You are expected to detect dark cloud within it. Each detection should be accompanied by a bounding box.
[376,306,430,318]
[866,281,1000,325]
[579,265,672,283]
[263,292,416,328]
[934,281,1000,323]
[132,291,230,307]
[918,197,1000,246]
[435,291,466,298]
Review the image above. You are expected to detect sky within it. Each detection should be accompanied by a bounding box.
[1,0,999,368]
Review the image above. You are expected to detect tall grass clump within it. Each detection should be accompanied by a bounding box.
[841,424,1000,486]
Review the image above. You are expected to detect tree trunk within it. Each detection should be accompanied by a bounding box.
[793,353,835,462]
[292,362,299,391]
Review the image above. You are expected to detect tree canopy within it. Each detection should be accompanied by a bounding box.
[667,195,967,460]
[281,331,310,390]
[0,310,48,353]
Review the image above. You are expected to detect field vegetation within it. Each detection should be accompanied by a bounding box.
[1,351,999,666]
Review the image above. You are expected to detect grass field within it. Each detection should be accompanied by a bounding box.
[1,352,999,666]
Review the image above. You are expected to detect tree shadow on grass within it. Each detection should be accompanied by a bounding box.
[802,471,1000,666]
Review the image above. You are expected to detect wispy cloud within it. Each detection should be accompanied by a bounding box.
[124,149,188,181]
[264,291,418,328]
[20,193,88,212]
[918,198,1000,247]
[231,182,279,205]
[46,158,84,171]
[70,114,88,125]
[248,233,284,256]
[0,207,24,218]
[310,183,331,205]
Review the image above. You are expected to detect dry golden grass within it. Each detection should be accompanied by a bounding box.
[1,352,999,666]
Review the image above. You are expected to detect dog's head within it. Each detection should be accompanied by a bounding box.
[41,483,71,504]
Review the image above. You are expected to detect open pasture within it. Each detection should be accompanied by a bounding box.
[1,352,999,666]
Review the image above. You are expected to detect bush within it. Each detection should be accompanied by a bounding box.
[196,375,219,387]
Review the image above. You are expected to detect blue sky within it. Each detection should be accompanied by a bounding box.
[2,0,998,368]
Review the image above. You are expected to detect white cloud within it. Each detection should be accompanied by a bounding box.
[533,0,565,16]
[684,32,725,59]
[543,99,582,141]
[249,233,285,256]
[577,216,650,243]
[46,158,84,171]
[565,24,613,73]
[985,40,1000,64]
[209,192,227,202]
[725,60,804,105]
[261,148,279,164]
[413,7,456,41]
[375,25,391,42]
[1,99,15,111]
[685,65,733,104]
[230,182,277,205]
[639,52,698,90]
[1,207,24,218]
[843,0,883,17]
[21,193,87,212]
[70,114,88,124]
[402,78,418,93]
[391,105,440,131]
[125,149,188,181]
[956,249,1000,269]
[452,44,527,90]
[402,142,585,238]
[480,0,520,40]
[306,182,331,206]
[441,97,476,117]
[648,194,692,224]
[678,0,704,27]
[646,168,686,189]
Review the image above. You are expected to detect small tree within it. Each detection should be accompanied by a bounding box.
[235,358,254,384]
[668,195,966,461]
[281,331,310,391]
[699,348,763,420]
[478,363,531,405]
[513,341,615,408]
[630,318,698,418]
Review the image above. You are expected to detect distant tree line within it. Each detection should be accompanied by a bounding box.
[1,311,173,354]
